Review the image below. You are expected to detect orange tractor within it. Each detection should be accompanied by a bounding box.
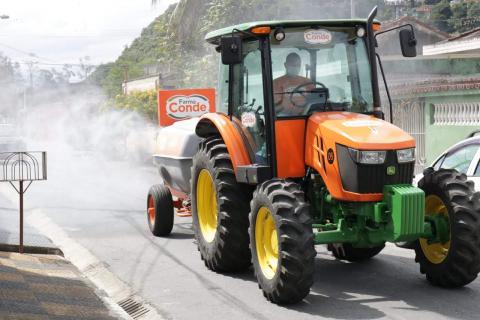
[147,8,480,304]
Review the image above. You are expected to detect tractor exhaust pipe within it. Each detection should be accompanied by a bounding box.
[366,6,383,118]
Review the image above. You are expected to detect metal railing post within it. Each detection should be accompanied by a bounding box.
[19,180,23,254]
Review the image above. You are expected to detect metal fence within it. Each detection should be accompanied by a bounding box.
[432,102,480,126]
[0,152,47,182]
[385,98,426,174]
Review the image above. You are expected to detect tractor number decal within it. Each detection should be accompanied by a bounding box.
[327,148,335,164]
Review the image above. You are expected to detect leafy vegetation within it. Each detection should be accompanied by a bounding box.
[106,90,158,122]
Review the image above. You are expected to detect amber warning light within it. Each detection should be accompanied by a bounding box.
[251,26,271,35]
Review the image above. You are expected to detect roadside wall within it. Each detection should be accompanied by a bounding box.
[388,78,480,170]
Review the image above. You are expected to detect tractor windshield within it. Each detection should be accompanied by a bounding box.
[270,26,374,117]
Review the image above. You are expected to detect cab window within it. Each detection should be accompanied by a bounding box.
[270,27,374,117]
[231,40,267,163]
[217,62,229,114]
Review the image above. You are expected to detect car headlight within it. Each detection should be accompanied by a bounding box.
[348,148,386,164]
[397,148,415,163]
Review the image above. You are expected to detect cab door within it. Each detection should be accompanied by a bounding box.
[230,40,268,165]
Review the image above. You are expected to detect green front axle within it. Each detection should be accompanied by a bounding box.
[312,185,448,247]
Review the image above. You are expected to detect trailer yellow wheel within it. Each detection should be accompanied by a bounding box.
[196,169,218,243]
[419,195,450,264]
[255,207,278,279]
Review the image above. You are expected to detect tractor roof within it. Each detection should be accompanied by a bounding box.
[205,19,373,44]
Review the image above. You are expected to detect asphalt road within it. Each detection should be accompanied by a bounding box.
[1,154,479,320]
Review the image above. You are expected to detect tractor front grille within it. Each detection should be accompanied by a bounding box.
[336,145,415,194]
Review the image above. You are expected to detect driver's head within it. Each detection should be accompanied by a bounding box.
[284,53,301,77]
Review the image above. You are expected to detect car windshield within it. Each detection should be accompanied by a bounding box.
[270,26,374,117]
[440,144,480,174]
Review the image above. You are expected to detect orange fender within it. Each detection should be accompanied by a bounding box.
[195,113,251,173]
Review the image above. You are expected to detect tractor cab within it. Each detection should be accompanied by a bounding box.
[204,13,416,186]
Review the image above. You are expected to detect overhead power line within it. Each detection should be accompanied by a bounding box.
[16,61,100,67]
[0,42,56,62]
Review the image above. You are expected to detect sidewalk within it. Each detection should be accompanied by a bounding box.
[0,252,118,320]
[0,194,121,320]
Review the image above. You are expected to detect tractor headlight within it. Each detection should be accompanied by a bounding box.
[348,148,386,164]
[397,148,415,163]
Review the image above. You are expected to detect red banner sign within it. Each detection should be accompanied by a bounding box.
[158,88,216,126]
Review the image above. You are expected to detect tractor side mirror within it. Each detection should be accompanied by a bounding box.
[221,36,242,65]
[399,29,417,58]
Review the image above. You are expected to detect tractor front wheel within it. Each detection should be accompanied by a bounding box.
[249,179,316,304]
[415,168,480,287]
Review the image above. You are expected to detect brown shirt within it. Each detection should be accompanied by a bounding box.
[273,75,314,115]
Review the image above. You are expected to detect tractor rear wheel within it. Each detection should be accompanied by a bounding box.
[147,184,174,236]
[415,168,480,288]
[328,243,385,262]
[191,136,252,272]
[249,179,316,304]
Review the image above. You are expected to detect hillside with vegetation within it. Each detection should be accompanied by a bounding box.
[94,0,392,97]
[94,0,479,118]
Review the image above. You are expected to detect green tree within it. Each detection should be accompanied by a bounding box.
[449,2,468,33]
[431,0,453,32]
[466,2,480,30]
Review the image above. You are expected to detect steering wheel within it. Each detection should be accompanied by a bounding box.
[289,81,328,109]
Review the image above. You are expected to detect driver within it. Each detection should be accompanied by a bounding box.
[273,52,314,116]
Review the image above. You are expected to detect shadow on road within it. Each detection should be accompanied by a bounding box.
[281,254,480,319]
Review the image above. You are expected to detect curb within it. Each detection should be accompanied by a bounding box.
[0,242,63,256]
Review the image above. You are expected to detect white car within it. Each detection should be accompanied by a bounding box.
[414,135,480,191]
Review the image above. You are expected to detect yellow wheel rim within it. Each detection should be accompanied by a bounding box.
[196,169,218,243]
[255,207,279,279]
[420,195,451,264]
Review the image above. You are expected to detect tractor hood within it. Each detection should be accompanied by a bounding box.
[308,112,415,150]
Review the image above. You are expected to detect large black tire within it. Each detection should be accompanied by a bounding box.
[415,168,480,287]
[191,136,252,272]
[328,243,385,262]
[249,179,316,304]
[147,184,174,236]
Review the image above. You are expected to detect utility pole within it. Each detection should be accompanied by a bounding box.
[123,66,129,94]
[25,61,37,111]
[350,0,355,18]
[25,61,36,90]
